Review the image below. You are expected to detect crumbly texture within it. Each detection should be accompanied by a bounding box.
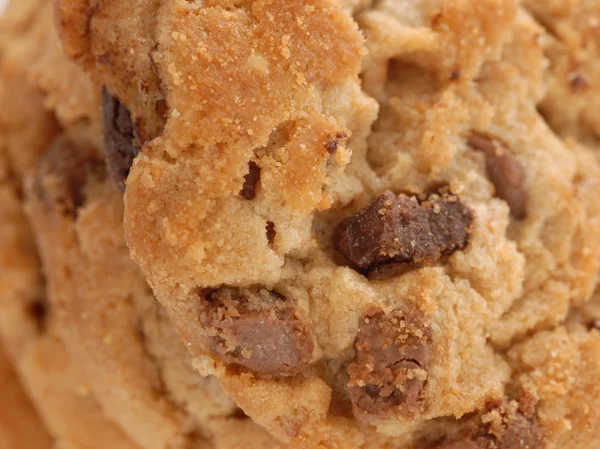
[0,0,597,448]
[52,0,600,447]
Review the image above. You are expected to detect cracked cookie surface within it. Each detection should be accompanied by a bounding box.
[23,0,600,447]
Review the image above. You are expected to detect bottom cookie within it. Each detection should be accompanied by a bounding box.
[0,133,143,449]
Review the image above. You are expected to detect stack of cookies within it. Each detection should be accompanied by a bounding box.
[2,0,600,448]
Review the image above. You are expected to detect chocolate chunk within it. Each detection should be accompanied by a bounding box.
[347,307,432,422]
[435,400,545,449]
[101,87,141,192]
[334,191,474,271]
[199,287,313,376]
[467,133,527,219]
[266,221,276,244]
[450,69,461,81]
[230,408,250,420]
[493,411,544,449]
[155,99,168,117]
[240,162,261,200]
[325,131,348,154]
[27,299,47,333]
[570,74,590,93]
[34,136,103,218]
[587,318,600,331]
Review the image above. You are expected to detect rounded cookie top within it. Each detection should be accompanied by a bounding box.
[57,0,600,447]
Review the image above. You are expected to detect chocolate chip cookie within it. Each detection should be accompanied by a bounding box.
[1,0,599,448]
[52,0,600,447]
[0,124,142,449]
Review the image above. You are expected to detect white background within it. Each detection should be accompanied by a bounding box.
[0,0,7,15]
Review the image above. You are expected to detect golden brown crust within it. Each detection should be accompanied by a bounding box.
[11,0,600,447]
[507,325,600,449]
[52,0,600,446]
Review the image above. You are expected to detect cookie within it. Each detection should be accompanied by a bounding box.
[0,0,595,448]
[54,0,600,447]
[0,41,144,444]
[0,128,142,449]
